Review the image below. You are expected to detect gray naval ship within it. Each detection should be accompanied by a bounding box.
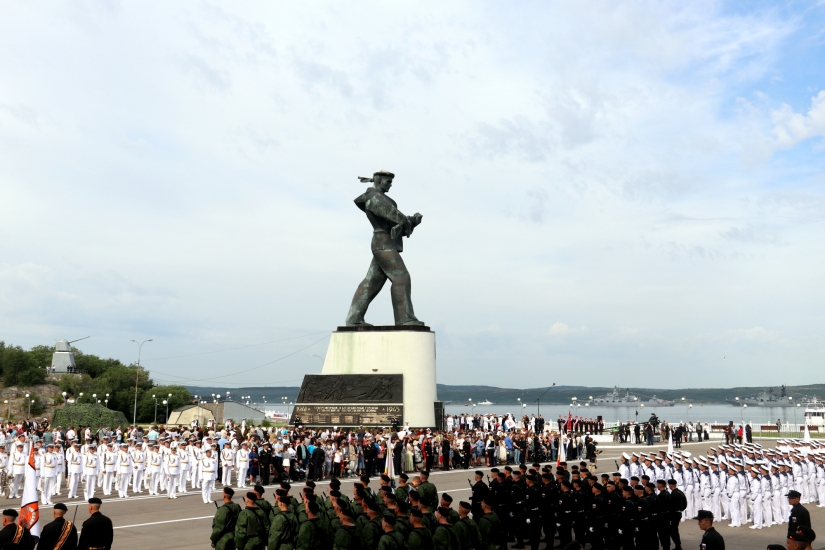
[591,386,674,407]
[727,385,796,406]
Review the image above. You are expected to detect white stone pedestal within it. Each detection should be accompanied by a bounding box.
[320,328,437,428]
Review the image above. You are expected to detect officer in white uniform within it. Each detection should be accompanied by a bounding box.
[221,443,234,487]
[166,447,181,499]
[66,441,83,499]
[130,441,146,493]
[756,464,770,527]
[750,466,764,529]
[235,442,250,488]
[102,443,116,496]
[148,444,162,495]
[53,443,64,497]
[178,441,190,493]
[190,440,203,489]
[40,444,57,505]
[10,443,26,498]
[117,442,133,498]
[725,462,740,527]
[83,445,100,501]
[200,448,218,504]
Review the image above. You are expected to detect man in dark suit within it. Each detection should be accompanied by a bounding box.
[77,498,113,550]
[37,502,78,550]
[0,509,34,549]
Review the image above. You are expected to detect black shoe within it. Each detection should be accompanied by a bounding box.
[513,546,526,549]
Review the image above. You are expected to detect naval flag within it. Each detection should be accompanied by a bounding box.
[20,445,40,538]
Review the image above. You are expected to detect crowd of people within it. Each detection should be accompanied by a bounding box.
[0,415,820,549]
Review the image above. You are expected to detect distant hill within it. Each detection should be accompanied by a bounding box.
[186,383,825,405]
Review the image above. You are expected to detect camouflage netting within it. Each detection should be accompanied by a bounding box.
[52,404,128,428]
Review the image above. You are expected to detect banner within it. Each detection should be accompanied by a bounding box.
[19,445,40,538]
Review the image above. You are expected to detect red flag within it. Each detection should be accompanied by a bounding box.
[565,412,573,432]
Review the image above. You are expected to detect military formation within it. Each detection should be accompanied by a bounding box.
[210,470,472,550]
[205,437,823,550]
[0,430,242,503]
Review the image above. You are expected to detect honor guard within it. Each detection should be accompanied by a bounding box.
[38,503,78,550]
[77,498,114,550]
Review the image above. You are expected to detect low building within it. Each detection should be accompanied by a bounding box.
[170,401,267,426]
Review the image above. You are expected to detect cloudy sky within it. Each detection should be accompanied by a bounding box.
[2,2,824,389]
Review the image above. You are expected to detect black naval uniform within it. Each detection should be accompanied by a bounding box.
[258,447,272,486]
[523,484,542,550]
[618,496,637,550]
[699,526,725,550]
[788,502,811,537]
[589,492,607,550]
[470,480,489,522]
[0,523,34,550]
[655,487,672,550]
[38,516,78,550]
[556,490,574,547]
[77,511,114,550]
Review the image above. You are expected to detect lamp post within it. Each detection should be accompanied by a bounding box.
[741,404,747,425]
[79,392,83,403]
[535,383,555,417]
[130,338,153,425]
[152,395,158,423]
[4,400,8,421]
[163,400,169,423]
[25,394,30,419]
[794,403,800,433]
[688,403,693,423]
[62,391,67,405]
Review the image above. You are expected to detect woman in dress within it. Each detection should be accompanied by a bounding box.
[248,446,259,486]
[405,438,414,472]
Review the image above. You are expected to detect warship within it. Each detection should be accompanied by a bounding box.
[591,387,674,407]
[727,385,795,406]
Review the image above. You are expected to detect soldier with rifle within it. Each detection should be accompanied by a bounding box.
[212,487,241,550]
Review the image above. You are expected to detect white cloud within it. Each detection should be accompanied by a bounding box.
[771,91,825,149]
[549,323,587,335]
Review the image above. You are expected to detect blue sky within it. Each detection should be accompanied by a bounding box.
[1,1,824,388]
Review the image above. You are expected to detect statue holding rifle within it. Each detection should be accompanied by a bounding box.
[345,170,425,327]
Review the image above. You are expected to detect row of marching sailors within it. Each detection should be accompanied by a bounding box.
[1,435,233,504]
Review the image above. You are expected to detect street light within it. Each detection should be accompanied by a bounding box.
[152,395,159,423]
[163,400,169,423]
[130,339,153,425]
[79,392,83,403]
[794,403,800,432]
[3,400,8,421]
[688,403,693,422]
[741,404,747,425]
[25,394,30,419]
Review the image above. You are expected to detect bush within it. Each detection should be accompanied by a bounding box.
[52,403,128,429]
[19,367,46,386]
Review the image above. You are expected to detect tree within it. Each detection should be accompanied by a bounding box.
[137,385,191,423]
[1,345,40,387]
